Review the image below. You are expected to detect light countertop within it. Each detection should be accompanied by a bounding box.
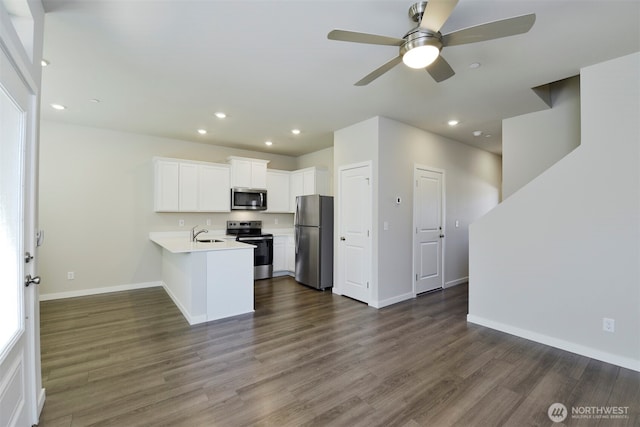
[150,233,255,254]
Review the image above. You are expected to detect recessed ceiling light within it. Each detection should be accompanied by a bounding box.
[90,99,100,103]
[447,119,459,126]
[291,129,301,135]
[469,62,481,69]
[197,129,207,135]
[214,112,226,119]
[51,104,66,110]
[41,59,49,67]
[265,141,273,146]
[473,130,483,137]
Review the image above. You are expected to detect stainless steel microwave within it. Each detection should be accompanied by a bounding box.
[230,187,267,210]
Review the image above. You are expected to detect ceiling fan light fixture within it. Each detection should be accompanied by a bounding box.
[403,44,440,69]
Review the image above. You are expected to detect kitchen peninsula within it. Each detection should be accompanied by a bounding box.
[150,232,255,324]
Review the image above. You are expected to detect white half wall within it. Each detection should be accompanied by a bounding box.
[469,53,640,371]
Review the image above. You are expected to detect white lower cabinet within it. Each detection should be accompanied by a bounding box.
[273,235,295,275]
[273,236,287,272]
[286,235,295,273]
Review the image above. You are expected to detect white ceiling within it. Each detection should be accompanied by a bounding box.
[40,0,640,157]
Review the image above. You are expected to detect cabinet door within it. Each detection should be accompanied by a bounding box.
[199,164,230,212]
[290,171,303,212]
[154,160,180,212]
[302,169,315,195]
[266,170,290,213]
[286,235,295,273]
[273,236,287,272]
[230,159,252,188]
[251,161,267,189]
[179,163,198,211]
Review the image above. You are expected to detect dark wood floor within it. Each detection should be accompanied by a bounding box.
[38,277,639,426]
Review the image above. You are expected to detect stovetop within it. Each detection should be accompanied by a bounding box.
[226,220,271,237]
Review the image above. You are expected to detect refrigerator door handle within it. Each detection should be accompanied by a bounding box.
[294,227,299,255]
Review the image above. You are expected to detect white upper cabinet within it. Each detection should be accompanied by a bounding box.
[154,157,230,212]
[154,159,180,212]
[266,170,291,213]
[179,162,198,211]
[289,167,329,212]
[198,163,231,211]
[227,156,269,189]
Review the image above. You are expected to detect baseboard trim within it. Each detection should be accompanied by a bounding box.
[160,282,206,326]
[467,314,640,372]
[271,271,292,278]
[445,276,468,288]
[37,387,46,419]
[371,292,414,309]
[39,281,162,301]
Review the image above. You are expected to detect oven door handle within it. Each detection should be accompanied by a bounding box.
[236,236,273,242]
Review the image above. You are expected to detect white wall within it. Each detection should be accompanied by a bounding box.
[468,53,640,371]
[38,121,299,298]
[378,117,501,301]
[502,76,581,198]
[334,116,502,307]
[333,117,381,302]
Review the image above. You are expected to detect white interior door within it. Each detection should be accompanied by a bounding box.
[337,163,372,303]
[413,167,444,294]
[0,48,39,426]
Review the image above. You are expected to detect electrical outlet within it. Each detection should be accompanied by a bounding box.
[178,219,185,227]
[67,272,75,280]
[206,219,211,226]
[603,317,615,333]
[275,218,279,225]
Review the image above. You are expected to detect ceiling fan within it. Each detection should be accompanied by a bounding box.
[327,0,535,85]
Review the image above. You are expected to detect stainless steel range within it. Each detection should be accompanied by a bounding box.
[226,220,273,280]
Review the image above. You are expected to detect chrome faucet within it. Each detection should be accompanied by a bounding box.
[191,225,209,242]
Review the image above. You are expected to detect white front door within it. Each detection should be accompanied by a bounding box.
[413,167,444,294]
[337,162,372,303]
[0,48,39,426]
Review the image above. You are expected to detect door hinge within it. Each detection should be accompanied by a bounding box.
[415,274,418,282]
[367,281,369,289]
[367,230,370,237]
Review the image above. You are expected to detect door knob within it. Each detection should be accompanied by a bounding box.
[25,251,34,263]
[439,234,445,238]
[340,236,346,241]
[25,274,41,287]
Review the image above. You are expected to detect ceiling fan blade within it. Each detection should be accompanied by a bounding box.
[420,0,459,32]
[442,13,536,47]
[355,56,403,86]
[427,55,455,82]
[328,29,404,46]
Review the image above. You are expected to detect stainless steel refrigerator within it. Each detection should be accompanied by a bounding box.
[294,194,334,290]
